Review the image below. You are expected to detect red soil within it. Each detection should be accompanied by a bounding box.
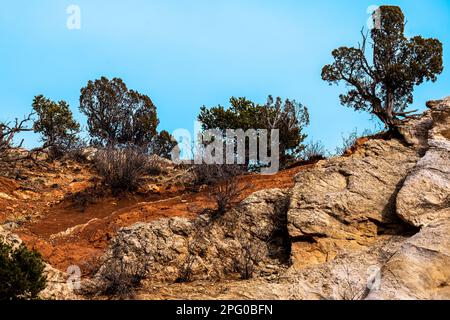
[9,164,314,275]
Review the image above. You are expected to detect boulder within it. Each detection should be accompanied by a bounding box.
[287,138,419,266]
[396,100,450,227]
[367,218,450,300]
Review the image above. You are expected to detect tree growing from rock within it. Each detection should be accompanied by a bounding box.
[32,95,80,158]
[322,5,443,130]
[79,77,159,148]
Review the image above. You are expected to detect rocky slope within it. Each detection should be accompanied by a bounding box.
[1,98,449,300]
[83,97,449,300]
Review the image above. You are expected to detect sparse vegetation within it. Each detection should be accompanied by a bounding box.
[94,147,148,193]
[190,163,249,216]
[301,141,327,161]
[0,241,47,300]
[334,128,378,156]
[233,238,265,280]
[191,163,245,188]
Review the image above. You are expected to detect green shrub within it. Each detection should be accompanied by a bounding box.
[0,241,47,300]
[32,95,80,159]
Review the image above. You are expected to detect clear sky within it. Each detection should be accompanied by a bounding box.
[1,0,449,151]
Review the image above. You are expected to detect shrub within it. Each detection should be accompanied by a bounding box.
[94,147,148,192]
[198,96,310,169]
[301,141,327,161]
[79,77,159,148]
[233,241,264,280]
[150,130,178,160]
[334,128,376,156]
[98,243,147,298]
[191,163,245,187]
[212,177,245,217]
[32,95,80,159]
[192,164,250,217]
[0,113,33,162]
[0,241,47,300]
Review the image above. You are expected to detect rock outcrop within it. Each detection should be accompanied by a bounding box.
[93,189,290,288]
[287,138,419,267]
[396,101,450,227]
[87,97,450,300]
[367,217,450,299]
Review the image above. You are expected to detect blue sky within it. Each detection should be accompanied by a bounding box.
[1,0,449,150]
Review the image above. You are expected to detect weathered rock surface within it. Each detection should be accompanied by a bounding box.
[287,138,419,266]
[397,101,450,227]
[56,97,450,299]
[93,189,290,288]
[135,235,408,300]
[367,218,450,299]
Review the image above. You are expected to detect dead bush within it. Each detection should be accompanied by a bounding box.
[175,241,196,283]
[0,113,33,162]
[62,140,94,164]
[301,140,327,161]
[94,147,148,193]
[212,178,247,217]
[191,163,246,187]
[233,238,265,280]
[193,164,250,217]
[146,155,171,176]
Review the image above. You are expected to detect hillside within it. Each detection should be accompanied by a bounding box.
[0,97,449,300]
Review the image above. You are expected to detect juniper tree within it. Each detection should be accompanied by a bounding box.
[198,96,309,167]
[79,77,159,148]
[32,95,80,158]
[150,130,178,159]
[322,6,443,130]
[0,241,47,300]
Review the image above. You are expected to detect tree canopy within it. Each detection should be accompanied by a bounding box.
[79,77,159,148]
[198,96,309,167]
[32,95,80,157]
[322,5,443,130]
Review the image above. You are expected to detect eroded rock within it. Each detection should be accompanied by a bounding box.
[397,100,450,227]
[367,218,450,300]
[93,189,291,289]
